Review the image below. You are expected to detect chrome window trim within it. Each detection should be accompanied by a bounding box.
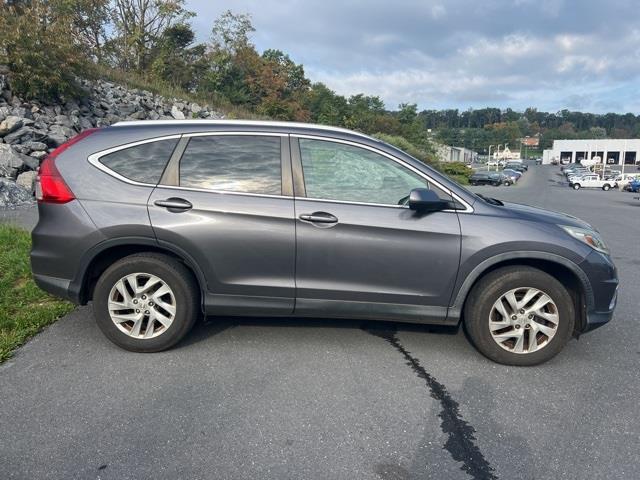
[153,183,293,200]
[294,134,474,213]
[88,130,474,213]
[87,132,288,194]
[87,134,182,187]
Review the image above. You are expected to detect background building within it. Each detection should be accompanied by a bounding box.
[543,139,640,166]
[435,144,478,163]
[493,146,521,160]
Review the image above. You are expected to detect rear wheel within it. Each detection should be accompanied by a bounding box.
[573,183,581,190]
[504,180,511,186]
[93,253,199,352]
[464,266,575,366]
[602,184,611,191]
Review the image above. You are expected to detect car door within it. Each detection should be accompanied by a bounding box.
[291,136,462,323]
[148,132,296,316]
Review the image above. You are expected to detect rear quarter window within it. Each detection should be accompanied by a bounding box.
[98,138,178,184]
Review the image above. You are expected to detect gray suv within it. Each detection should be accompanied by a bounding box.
[30,120,618,365]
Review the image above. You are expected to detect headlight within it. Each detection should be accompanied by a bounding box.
[561,225,609,254]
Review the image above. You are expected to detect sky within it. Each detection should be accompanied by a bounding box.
[186,0,640,114]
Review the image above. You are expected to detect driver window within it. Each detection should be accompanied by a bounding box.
[299,138,450,205]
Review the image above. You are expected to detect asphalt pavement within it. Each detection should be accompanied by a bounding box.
[1,165,639,480]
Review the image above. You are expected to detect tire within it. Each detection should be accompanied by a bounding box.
[602,184,610,191]
[93,253,200,352]
[463,266,575,366]
[504,181,511,186]
[573,183,581,190]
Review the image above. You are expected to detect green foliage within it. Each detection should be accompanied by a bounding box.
[373,133,471,185]
[438,162,472,184]
[150,23,208,91]
[373,133,436,165]
[0,0,94,99]
[111,0,194,70]
[0,225,74,363]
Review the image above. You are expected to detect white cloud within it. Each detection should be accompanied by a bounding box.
[186,0,640,112]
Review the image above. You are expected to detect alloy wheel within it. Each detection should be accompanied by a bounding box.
[488,287,559,354]
[107,272,176,339]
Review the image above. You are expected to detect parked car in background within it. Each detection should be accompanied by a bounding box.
[505,162,527,172]
[614,173,640,189]
[626,178,640,192]
[469,172,512,186]
[30,120,618,366]
[569,174,615,190]
[487,159,499,167]
[564,167,590,178]
[502,169,522,182]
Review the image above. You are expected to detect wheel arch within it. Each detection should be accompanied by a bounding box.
[448,252,593,333]
[70,237,208,307]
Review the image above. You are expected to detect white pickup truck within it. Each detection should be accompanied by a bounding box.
[569,174,615,191]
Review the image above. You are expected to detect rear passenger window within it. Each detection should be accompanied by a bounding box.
[99,138,178,184]
[179,135,281,195]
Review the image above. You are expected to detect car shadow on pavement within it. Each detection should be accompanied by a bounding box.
[177,316,461,349]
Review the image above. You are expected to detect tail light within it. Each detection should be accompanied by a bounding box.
[36,128,99,204]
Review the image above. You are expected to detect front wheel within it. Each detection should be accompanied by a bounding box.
[93,253,199,352]
[464,266,575,366]
[503,181,511,186]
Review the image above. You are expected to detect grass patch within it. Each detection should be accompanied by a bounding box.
[0,225,74,363]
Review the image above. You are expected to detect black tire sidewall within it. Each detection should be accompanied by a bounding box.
[464,267,575,366]
[93,255,198,352]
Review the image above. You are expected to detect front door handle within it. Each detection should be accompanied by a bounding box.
[299,212,338,224]
[154,198,193,212]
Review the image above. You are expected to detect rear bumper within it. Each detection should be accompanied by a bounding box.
[33,273,81,304]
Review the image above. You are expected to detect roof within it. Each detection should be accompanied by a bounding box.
[112,119,374,141]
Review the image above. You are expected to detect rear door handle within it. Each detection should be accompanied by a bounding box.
[299,212,338,224]
[154,198,193,212]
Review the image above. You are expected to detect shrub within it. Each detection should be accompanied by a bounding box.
[372,133,437,165]
[0,1,92,99]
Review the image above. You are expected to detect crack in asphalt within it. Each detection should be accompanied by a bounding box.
[365,326,497,480]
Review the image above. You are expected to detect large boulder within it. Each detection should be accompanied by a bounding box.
[0,115,23,136]
[0,143,33,177]
[170,105,185,120]
[23,141,47,152]
[16,170,37,192]
[0,177,32,207]
[3,126,35,144]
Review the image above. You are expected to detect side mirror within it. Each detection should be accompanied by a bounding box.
[408,188,451,212]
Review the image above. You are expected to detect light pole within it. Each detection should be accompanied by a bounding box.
[496,144,503,170]
[488,145,494,170]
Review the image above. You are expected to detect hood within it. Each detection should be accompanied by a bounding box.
[499,201,591,229]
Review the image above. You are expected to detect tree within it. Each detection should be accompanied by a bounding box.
[150,23,207,91]
[61,0,110,63]
[211,10,255,54]
[0,0,93,98]
[112,0,193,70]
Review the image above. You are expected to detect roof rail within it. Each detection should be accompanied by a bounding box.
[112,119,373,140]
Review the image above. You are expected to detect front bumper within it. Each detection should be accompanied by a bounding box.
[580,250,619,332]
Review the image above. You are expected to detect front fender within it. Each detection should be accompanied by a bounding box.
[447,251,594,320]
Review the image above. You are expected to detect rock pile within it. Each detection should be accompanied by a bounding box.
[0,69,223,207]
